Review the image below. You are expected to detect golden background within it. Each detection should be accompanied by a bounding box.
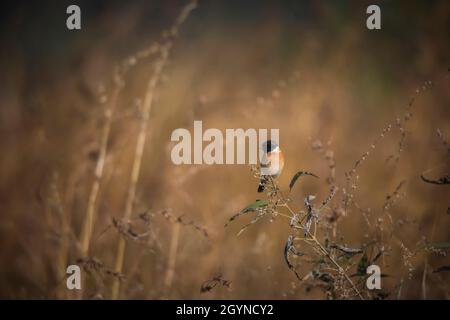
[0,0,449,299]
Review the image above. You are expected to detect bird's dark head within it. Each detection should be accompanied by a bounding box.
[262,140,279,153]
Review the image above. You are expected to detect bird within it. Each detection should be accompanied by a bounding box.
[258,140,285,192]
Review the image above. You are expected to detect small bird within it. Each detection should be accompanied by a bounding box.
[258,140,285,192]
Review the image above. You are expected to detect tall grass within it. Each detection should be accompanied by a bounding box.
[0,1,449,300]
[111,1,198,299]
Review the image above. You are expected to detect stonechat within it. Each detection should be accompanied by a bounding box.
[258,140,285,192]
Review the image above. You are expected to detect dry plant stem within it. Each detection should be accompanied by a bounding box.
[80,41,161,261]
[53,176,72,298]
[78,7,174,262]
[307,233,364,300]
[111,1,198,299]
[164,222,181,295]
[422,207,440,299]
[288,203,364,300]
[268,176,364,300]
[78,82,120,300]
[421,262,428,300]
[81,91,119,258]
[111,48,170,299]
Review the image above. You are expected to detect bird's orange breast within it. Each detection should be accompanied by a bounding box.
[264,150,284,176]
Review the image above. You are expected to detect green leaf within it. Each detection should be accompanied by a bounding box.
[289,171,318,191]
[420,174,450,185]
[330,244,363,255]
[225,199,268,227]
[357,252,369,276]
[429,242,450,249]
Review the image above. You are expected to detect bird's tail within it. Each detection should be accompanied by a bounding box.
[257,176,268,193]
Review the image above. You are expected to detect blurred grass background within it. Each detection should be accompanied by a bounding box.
[0,0,449,299]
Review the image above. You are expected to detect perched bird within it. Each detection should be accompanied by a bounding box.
[258,140,285,192]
